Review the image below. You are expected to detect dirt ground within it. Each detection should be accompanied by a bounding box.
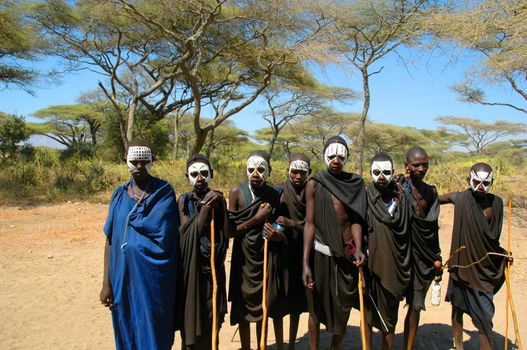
[0,201,525,350]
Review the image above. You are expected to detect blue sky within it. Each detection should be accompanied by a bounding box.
[2,48,526,142]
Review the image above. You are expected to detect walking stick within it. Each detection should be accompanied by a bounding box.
[210,210,218,350]
[358,267,367,350]
[505,198,511,350]
[260,237,269,350]
[505,199,524,350]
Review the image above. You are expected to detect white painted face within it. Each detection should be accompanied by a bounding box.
[324,143,348,168]
[470,170,493,193]
[187,161,211,187]
[126,146,153,173]
[289,160,310,184]
[247,155,270,182]
[371,160,394,184]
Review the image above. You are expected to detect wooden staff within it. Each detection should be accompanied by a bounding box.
[210,210,218,350]
[358,267,367,350]
[505,199,524,350]
[505,198,511,350]
[260,237,269,350]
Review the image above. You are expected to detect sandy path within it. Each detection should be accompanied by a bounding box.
[0,202,525,349]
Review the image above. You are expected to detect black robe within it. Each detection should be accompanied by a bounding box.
[447,190,506,293]
[178,191,229,348]
[310,171,367,334]
[278,179,307,315]
[228,182,286,325]
[366,183,412,332]
[402,179,442,309]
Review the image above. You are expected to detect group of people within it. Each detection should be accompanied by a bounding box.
[100,136,511,350]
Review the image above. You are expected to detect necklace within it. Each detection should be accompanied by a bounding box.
[130,181,150,202]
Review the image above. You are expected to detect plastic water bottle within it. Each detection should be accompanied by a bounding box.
[271,222,285,232]
[386,198,398,217]
[431,280,441,306]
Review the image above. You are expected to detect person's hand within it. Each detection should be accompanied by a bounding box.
[302,264,314,289]
[256,202,272,221]
[276,216,295,229]
[353,251,367,267]
[100,284,113,309]
[263,222,283,241]
[201,190,223,209]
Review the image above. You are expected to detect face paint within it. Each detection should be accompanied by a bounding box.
[470,170,493,193]
[289,160,310,185]
[324,143,348,168]
[127,146,153,173]
[187,162,211,187]
[371,161,394,184]
[247,156,270,182]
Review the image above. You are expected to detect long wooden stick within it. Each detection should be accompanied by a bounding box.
[506,199,524,350]
[358,267,367,350]
[260,238,269,350]
[210,210,218,350]
[505,199,511,350]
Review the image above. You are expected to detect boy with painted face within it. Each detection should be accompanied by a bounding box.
[440,162,510,350]
[100,138,179,350]
[273,153,311,350]
[302,136,367,350]
[366,152,412,349]
[399,146,442,350]
[177,155,229,349]
[228,150,286,350]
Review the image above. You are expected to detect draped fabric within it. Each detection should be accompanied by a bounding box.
[366,183,412,300]
[308,171,367,334]
[279,179,307,315]
[448,190,506,293]
[178,191,228,348]
[401,179,442,309]
[228,183,286,325]
[104,177,179,350]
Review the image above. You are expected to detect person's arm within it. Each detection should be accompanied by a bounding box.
[196,190,223,234]
[99,238,113,308]
[302,180,316,289]
[228,186,271,237]
[439,192,456,204]
[351,221,366,267]
[178,196,189,226]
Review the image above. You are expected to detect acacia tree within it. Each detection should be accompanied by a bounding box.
[436,115,527,154]
[0,1,43,92]
[260,79,355,158]
[329,0,436,174]
[31,0,329,153]
[32,104,104,149]
[430,0,527,116]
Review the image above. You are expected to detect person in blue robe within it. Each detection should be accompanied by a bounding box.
[99,138,179,350]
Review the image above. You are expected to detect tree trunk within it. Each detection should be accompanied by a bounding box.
[268,128,278,159]
[205,128,215,158]
[356,69,370,176]
[172,114,180,160]
[126,98,138,146]
[191,127,209,155]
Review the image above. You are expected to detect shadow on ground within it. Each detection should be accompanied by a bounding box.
[265,323,520,350]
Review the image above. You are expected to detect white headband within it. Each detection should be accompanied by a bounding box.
[127,146,153,173]
[324,143,348,168]
[247,155,270,182]
[371,160,393,184]
[470,170,493,193]
[187,162,211,187]
[289,160,310,184]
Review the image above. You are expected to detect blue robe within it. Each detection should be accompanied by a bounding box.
[104,177,179,350]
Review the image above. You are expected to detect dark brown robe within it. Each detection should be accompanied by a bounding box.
[279,179,307,315]
[402,178,442,310]
[228,182,286,325]
[367,183,411,332]
[178,191,229,349]
[309,170,367,334]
